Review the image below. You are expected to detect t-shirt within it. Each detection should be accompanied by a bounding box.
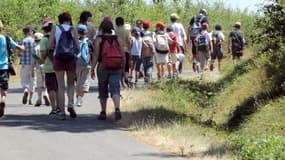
[0,35,17,70]
[209,30,225,41]
[40,36,54,73]
[170,22,186,46]
[115,26,130,53]
[168,32,178,54]
[131,36,142,56]
[19,35,36,65]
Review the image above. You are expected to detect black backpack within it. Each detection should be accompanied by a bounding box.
[55,25,78,61]
[5,36,16,75]
[231,30,244,51]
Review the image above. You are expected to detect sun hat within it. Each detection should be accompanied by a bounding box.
[34,32,43,40]
[170,13,179,19]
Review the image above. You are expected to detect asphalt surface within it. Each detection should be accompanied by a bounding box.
[0,82,183,160]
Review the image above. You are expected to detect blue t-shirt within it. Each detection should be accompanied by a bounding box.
[0,35,17,70]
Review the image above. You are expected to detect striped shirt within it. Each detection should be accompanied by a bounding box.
[19,36,36,65]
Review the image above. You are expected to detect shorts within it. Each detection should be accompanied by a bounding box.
[76,65,91,92]
[196,51,209,66]
[53,58,76,72]
[20,65,36,91]
[169,53,177,64]
[35,66,45,88]
[232,49,243,59]
[131,55,142,71]
[155,53,169,64]
[45,72,58,92]
[211,48,224,60]
[97,63,121,99]
[0,70,9,90]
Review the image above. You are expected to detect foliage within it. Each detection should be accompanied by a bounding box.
[229,135,285,160]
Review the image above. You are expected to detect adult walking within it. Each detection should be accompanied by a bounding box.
[78,11,96,42]
[0,20,25,117]
[91,20,124,121]
[169,13,187,74]
[228,22,245,64]
[48,12,80,120]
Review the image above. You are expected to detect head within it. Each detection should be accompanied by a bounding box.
[155,22,166,31]
[170,13,179,23]
[142,20,150,30]
[215,24,222,31]
[58,12,72,25]
[0,20,3,33]
[131,27,140,37]
[199,8,207,16]
[99,20,114,34]
[34,32,43,44]
[115,17,124,27]
[79,11,92,24]
[166,26,173,32]
[77,24,88,37]
[201,22,208,31]
[234,22,241,29]
[103,16,112,22]
[136,19,143,28]
[23,25,35,36]
[41,18,53,33]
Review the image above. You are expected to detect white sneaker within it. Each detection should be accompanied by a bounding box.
[76,96,83,107]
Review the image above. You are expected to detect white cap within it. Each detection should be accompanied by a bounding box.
[170,13,179,19]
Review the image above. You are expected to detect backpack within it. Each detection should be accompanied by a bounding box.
[211,31,221,54]
[155,31,169,54]
[100,35,124,70]
[231,30,244,51]
[196,32,210,52]
[189,15,205,38]
[77,38,91,66]
[142,32,154,57]
[5,36,16,76]
[55,25,78,61]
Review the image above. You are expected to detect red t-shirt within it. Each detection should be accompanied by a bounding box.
[168,32,178,54]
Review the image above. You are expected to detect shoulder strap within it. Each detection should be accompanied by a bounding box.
[58,25,64,32]
[5,36,12,62]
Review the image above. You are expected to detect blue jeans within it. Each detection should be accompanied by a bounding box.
[142,56,153,77]
[97,63,122,99]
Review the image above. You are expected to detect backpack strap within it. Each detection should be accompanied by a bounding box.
[5,36,11,63]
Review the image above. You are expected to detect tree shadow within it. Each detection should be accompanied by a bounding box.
[0,113,123,133]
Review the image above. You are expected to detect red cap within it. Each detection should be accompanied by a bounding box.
[103,16,112,22]
[42,18,53,28]
[155,22,166,29]
[143,20,150,28]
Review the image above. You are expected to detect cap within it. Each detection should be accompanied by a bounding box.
[34,32,43,40]
[42,18,53,28]
[200,8,207,16]
[23,25,35,33]
[170,13,179,19]
[155,22,166,29]
[142,20,150,28]
[234,22,241,27]
[77,24,88,32]
[132,26,140,33]
[201,22,208,29]
[136,19,143,25]
[103,16,112,22]
[0,20,3,29]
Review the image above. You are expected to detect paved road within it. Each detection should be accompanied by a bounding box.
[0,82,183,160]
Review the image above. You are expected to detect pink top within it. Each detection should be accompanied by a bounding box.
[168,32,178,54]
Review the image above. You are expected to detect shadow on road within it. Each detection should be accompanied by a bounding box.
[0,114,124,133]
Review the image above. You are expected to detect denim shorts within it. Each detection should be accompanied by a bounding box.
[97,63,122,99]
[131,55,142,71]
[211,47,224,60]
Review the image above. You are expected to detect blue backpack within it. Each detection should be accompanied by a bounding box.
[55,25,78,61]
[77,38,91,65]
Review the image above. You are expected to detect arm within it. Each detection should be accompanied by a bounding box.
[228,33,232,53]
[91,37,101,79]
[47,25,56,50]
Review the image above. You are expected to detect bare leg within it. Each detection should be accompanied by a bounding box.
[55,71,65,113]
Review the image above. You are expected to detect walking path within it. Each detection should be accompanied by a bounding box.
[0,82,183,160]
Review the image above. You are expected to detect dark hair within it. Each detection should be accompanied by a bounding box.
[79,11,92,24]
[42,24,52,33]
[166,26,173,32]
[215,24,222,31]
[99,20,114,34]
[115,17,124,26]
[58,12,72,25]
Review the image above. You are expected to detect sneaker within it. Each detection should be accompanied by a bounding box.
[28,99,33,105]
[43,95,50,106]
[67,106,77,118]
[76,96,83,107]
[210,64,214,71]
[34,99,42,107]
[192,62,196,72]
[0,102,5,117]
[115,108,122,121]
[56,111,66,120]
[22,92,28,104]
[97,111,107,120]
[49,107,61,116]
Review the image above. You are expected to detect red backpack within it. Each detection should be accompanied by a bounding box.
[100,35,124,70]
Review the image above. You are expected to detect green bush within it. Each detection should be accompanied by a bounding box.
[230,135,285,160]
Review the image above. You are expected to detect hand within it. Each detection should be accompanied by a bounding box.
[91,70,95,80]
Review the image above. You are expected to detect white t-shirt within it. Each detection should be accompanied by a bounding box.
[131,36,142,56]
[209,30,225,41]
[170,22,186,46]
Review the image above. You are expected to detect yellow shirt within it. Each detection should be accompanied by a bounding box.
[115,26,130,53]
